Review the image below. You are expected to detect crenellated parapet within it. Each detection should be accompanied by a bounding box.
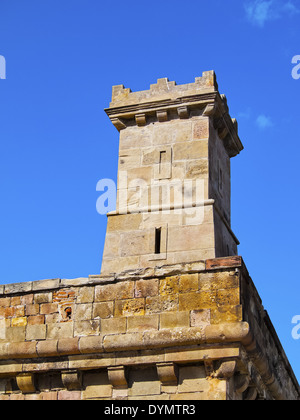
[105,71,243,158]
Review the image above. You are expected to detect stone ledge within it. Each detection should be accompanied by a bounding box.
[206,256,243,271]
[0,276,111,296]
[0,257,244,296]
[0,322,250,360]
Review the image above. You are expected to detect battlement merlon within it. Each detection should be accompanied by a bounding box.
[105,71,244,158]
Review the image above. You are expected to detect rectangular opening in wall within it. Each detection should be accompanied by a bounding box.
[218,159,223,194]
[155,227,162,254]
[160,150,167,164]
[154,147,172,180]
[149,224,168,261]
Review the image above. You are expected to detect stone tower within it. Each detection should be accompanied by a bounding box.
[102,71,242,275]
[0,72,299,401]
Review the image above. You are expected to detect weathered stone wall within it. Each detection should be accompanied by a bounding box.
[0,257,299,400]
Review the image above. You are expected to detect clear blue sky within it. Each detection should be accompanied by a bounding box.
[0,0,300,382]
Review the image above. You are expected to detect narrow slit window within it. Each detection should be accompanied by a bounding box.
[160,150,167,163]
[159,151,167,176]
[155,228,162,254]
[218,163,223,192]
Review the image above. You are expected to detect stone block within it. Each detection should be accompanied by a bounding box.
[13,303,25,317]
[179,291,216,311]
[178,365,208,394]
[26,324,47,341]
[4,282,32,294]
[0,319,9,340]
[41,391,58,400]
[173,140,208,161]
[82,372,112,400]
[190,309,211,328]
[199,271,239,291]
[75,304,93,321]
[27,315,45,325]
[119,126,152,150]
[25,304,40,316]
[146,295,178,314]
[128,367,161,397]
[0,306,13,318]
[135,279,159,298]
[9,342,37,358]
[142,147,159,166]
[159,276,179,296]
[11,317,27,327]
[101,256,140,275]
[211,305,243,324]
[216,288,240,306]
[126,166,153,185]
[157,362,178,385]
[186,159,208,178]
[179,274,199,293]
[37,340,58,357]
[74,320,101,337]
[119,148,141,170]
[206,256,242,270]
[0,297,10,307]
[108,366,128,389]
[34,293,52,304]
[21,294,34,305]
[95,281,134,303]
[16,373,36,393]
[103,332,143,352]
[119,231,150,258]
[58,390,81,400]
[62,370,82,390]
[160,311,190,329]
[168,224,215,253]
[40,303,58,315]
[142,327,204,350]
[47,322,74,340]
[32,279,60,291]
[101,318,127,335]
[5,326,25,342]
[76,287,94,304]
[114,298,145,317]
[79,336,103,354]
[102,233,120,259]
[193,119,209,139]
[127,315,159,333]
[93,302,114,319]
[58,338,80,355]
[107,213,142,233]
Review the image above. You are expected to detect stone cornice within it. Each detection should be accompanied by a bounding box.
[0,322,250,360]
[105,71,243,158]
[0,321,295,400]
[0,258,242,296]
